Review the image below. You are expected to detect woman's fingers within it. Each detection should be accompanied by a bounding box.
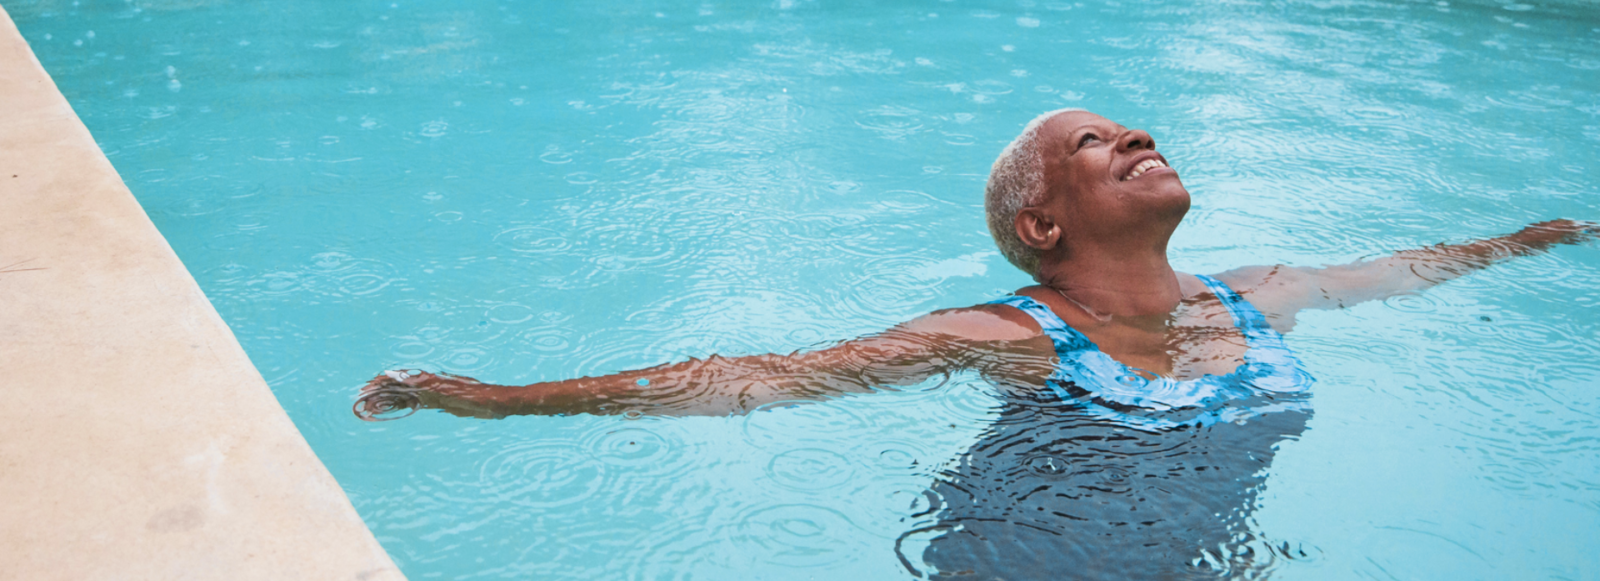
[1516,219,1600,247]
[359,370,431,392]
[353,384,424,421]
[361,375,395,392]
[354,370,435,420]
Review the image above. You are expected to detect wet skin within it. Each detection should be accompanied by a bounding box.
[355,111,1598,419]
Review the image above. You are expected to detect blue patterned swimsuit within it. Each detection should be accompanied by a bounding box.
[985,274,1314,429]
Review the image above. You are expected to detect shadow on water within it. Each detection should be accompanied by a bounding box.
[904,389,1311,580]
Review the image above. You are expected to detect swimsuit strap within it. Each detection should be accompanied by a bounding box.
[1192,274,1277,347]
[985,294,1094,354]
[1191,275,1307,391]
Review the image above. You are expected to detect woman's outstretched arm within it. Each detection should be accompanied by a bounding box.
[1220,219,1598,328]
[354,304,1048,421]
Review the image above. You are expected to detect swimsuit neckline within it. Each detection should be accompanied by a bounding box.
[988,274,1312,418]
[1019,275,1265,384]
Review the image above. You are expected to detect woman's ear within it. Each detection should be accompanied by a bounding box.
[1015,208,1061,251]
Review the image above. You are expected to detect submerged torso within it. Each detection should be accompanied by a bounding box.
[913,276,1315,580]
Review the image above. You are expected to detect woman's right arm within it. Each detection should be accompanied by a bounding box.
[354,304,1048,421]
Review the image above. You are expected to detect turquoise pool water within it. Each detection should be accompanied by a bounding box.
[12,0,1600,578]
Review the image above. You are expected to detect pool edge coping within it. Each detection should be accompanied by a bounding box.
[0,6,406,579]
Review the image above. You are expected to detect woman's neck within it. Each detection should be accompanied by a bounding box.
[1036,247,1188,319]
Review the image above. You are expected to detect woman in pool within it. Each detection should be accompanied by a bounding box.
[356,109,1594,578]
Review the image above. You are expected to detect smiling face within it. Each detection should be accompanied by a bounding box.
[1034,111,1190,248]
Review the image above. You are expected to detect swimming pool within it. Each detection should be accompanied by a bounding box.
[11,0,1600,577]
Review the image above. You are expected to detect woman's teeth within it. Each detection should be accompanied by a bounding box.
[1123,159,1168,181]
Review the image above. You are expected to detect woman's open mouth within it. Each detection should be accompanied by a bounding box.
[1122,158,1170,181]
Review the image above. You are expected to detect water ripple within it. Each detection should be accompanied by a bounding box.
[766,448,854,491]
[494,225,573,254]
[856,105,926,141]
[729,504,864,568]
[580,424,680,468]
[475,439,606,509]
[742,400,877,450]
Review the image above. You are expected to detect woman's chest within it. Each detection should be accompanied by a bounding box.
[1077,303,1249,381]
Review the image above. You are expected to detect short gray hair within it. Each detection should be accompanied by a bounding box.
[985,108,1082,279]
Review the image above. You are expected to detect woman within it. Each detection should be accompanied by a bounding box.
[356,109,1594,578]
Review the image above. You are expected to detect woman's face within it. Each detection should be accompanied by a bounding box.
[1036,111,1190,244]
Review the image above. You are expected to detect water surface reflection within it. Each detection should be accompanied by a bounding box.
[912,390,1310,580]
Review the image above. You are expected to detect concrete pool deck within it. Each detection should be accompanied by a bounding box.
[0,8,403,580]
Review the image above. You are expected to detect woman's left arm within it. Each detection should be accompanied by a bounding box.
[1216,219,1598,329]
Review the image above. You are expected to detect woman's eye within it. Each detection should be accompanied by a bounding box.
[1077,134,1100,148]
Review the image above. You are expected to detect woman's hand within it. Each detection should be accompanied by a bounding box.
[353,370,504,421]
[1509,219,1600,248]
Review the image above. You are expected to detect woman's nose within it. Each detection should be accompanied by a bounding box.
[1117,129,1155,152]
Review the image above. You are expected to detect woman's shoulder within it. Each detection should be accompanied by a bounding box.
[1204,264,1316,296]
[893,301,1047,343]
[1195,266,1314,333]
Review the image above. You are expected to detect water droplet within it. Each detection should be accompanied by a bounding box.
[1025,455,1067,475]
